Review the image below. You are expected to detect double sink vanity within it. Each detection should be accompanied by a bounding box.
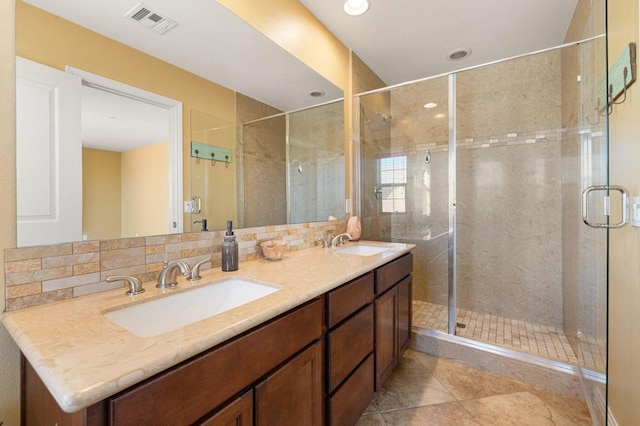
[3,241,414,425]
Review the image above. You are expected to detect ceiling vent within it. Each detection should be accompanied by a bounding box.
[124,3,179,35]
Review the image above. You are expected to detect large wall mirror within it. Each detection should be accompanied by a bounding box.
[16,0,344,247]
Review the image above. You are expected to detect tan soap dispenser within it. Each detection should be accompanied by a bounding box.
[221,220,238,271]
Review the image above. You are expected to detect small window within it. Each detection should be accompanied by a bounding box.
[378,156,407,213]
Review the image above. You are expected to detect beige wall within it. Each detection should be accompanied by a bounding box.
[121,142,169,238]
[608,0,640,423]
[83,148,122,240]
[84,144,171,240]
[0,1,20,424]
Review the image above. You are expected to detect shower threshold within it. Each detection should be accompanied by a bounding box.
[412,300,605,372]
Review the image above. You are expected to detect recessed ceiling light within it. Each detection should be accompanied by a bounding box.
[310,90,325,97]
[447,48,472,61]
[434,113,446,119]
[424,102,437,109]
[344,0,370,16]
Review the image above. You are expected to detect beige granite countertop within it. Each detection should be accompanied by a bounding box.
[2,241,414,413]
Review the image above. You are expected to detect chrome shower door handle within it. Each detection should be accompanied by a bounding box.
[582,184,629,228]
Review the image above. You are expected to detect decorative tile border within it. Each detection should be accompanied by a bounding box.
[4,220,345,311]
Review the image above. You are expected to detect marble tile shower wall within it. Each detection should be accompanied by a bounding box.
[4,220,345,311]
[289,101,345,224]
[236,93,286,229]
[359,49,566,328]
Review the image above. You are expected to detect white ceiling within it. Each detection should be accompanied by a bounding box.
[80,86,169,152]
[301,0,579,86]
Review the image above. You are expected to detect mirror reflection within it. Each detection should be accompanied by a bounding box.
[189,99,345,232]
[16,0,345,247]
[82,84,172,241]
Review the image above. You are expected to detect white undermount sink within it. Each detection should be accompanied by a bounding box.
[335,244,392,256]
[104,279,280,337]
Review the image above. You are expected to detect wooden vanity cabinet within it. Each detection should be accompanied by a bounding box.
[198,389,253,426]
[108,298,323,425]
[22,358,106,426]
[255,341,323,425]
[325,273,375,426]
[374,253,413,390]
[22,298,323,426]
[21,252,414,426]
[398,274,413,353]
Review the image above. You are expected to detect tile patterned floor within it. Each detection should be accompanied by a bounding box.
[576,332,606,373]
[357,350,592,425]
[412,300,580,365]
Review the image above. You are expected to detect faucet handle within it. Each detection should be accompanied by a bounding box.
[188,257,211,281]
[106,275,145,296]
[317,238,330,248]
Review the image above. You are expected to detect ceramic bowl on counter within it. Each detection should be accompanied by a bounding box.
[260,240,288,261]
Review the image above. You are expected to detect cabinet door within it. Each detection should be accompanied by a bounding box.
[255,342,323,426]
[375,286,398,390]
[327,304,374,392]
[199,390,253,426]
[328,354,374,426]
[398,275,413,353]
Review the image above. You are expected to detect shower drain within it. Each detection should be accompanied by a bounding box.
[456,322,466,328]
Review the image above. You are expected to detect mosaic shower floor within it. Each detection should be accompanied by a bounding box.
[412,300,605,372]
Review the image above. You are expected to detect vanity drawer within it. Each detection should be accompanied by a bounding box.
[109,298,323,425]
[327,353,374,426]
[327,304,374,392]
[375,253,413,294]
[326,272,374,328]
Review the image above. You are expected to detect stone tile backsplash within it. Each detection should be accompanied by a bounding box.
[4,220,345,311]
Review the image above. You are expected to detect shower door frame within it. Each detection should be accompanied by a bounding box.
[447,73,457,335]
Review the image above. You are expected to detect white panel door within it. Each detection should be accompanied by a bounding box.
[17,57,82,247]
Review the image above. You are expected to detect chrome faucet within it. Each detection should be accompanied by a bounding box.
[106,275,145,296]
[331,232,353,247]
[188,257,211,281]
[317,232,332,248]
[156,260,190,289]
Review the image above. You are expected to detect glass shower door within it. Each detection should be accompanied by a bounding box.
[359,76,450,332]
[453,39,609,423]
